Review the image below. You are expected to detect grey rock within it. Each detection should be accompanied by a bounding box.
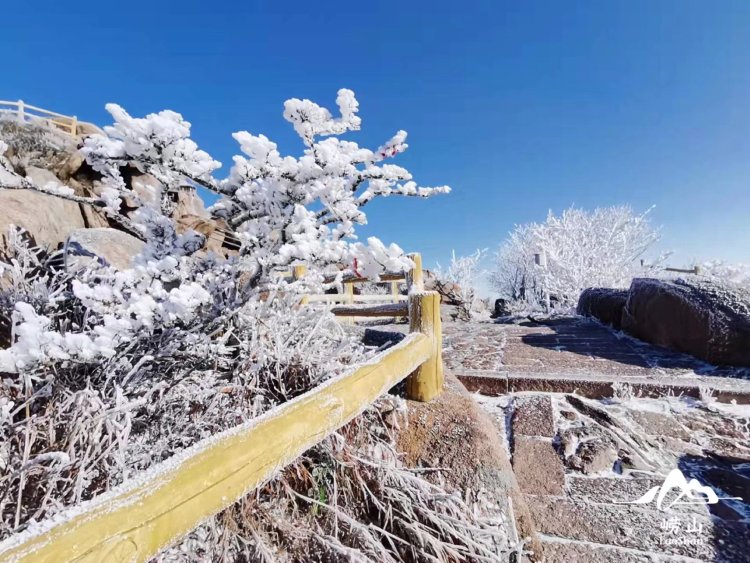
[622,278,750,367]
[577,287,628,329]
[65,228,144,271]
[363,329,406,348]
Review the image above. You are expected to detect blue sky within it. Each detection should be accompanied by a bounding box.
[4,0,750,276]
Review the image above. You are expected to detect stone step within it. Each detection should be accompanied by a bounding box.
[512,437,565,496]
[512,394,555,438]
[457,371,750,404]
[525,495,750,562]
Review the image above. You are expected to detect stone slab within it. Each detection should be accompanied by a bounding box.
[512,436,565,496]
[526,495,750,561]
[512,395,555,437]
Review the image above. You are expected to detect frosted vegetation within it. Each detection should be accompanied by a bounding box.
[694,260,750,290]
[491,205,665,309]
[434,249,488,320]
[0,92,509,560]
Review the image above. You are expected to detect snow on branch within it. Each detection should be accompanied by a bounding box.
[491,205,664,309]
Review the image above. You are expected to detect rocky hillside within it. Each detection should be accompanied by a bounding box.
[0,119,235,264]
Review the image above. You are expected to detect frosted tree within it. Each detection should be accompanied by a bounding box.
[489,224,539,303]
[491,206,663,308]
[691,260,750,289]
[0,92,517,562]
[0,89,451,373]
[434,249,487,320]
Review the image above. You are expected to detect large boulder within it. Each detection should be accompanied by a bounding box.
[622,278,750,367]
[0,189,86,250]
[577,288,629,329]
[65,228,144,271]
[493,298,512,318]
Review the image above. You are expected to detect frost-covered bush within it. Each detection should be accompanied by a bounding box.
[491,206,664,309]
[693,260,750,290]
[434,249,487,321]
[0,92,513,560]
[0,119,76,175]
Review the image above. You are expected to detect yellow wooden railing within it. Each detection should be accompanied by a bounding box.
[0,255,443,563]
[0,99,103,137]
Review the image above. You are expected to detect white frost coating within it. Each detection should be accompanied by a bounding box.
[490,205,664,308]
[0,334,426,556]
[0,92,507,562]
[0,89,450,374]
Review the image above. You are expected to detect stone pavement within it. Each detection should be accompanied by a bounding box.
[444,317,750,403]
[442,317,750,562]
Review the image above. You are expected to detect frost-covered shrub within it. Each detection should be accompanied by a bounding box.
[434,249,487,321]
[491,206,664,309]
[693,260,750,290]
[0,92,513,560]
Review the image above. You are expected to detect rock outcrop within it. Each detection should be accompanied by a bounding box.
[577,287,628,329]
[622,278,750,367]
[0,189,87,251]
[65,228,144,271]
[493,298,512,318]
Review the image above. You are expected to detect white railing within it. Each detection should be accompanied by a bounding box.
[0,99,103,137]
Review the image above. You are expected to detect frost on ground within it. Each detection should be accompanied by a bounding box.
[0,92,512,561]
[475,389,750,561]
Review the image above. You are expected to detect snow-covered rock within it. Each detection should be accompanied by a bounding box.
[64,228,144,271]
[622,278,750,367]
[577,287,628,329]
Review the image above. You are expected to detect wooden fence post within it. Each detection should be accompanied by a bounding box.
[341,280,355,323]
[406,291,443,401]
[406,252,424,291]
[390,280,399,303]
[17,100,24,124]
[293,265,308,305]
[71,115,78,136]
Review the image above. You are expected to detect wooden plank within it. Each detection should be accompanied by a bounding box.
[292,265,308,305]
[322,272,407,284]
[0,334,432,563]
[331,302,408,317]
[307,294,407,303]
[664,266,699,274]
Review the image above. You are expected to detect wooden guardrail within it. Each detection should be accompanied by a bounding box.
[291,253,423,321]
[0,255,443,563]
[0,99,102,138]
[664,266,700,275]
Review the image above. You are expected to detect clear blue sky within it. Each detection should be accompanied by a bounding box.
[4,0,750,274]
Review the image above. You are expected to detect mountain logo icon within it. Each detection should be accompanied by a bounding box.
[627,468,742,511]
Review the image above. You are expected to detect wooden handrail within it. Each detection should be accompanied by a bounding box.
[0,332,434,562]
[0,288,444,562]
[297,252,423,317]
[331,301,409,317]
